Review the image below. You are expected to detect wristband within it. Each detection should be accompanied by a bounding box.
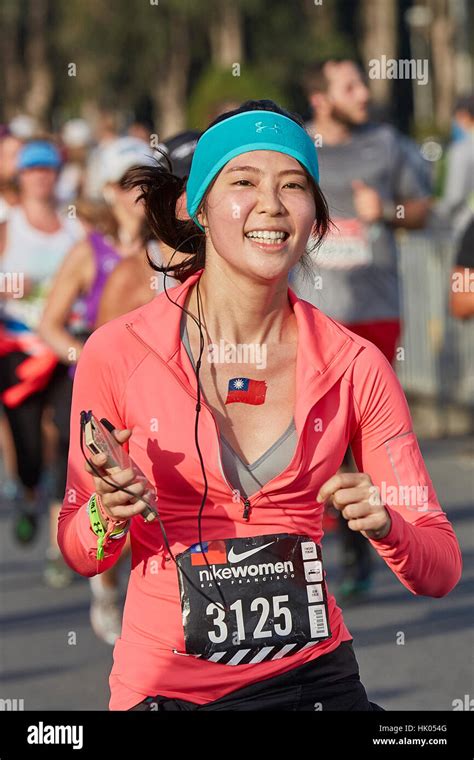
[109,526,129,540]
[87,493,129,560]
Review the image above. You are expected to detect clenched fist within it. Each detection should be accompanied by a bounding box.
[317,472,392,541]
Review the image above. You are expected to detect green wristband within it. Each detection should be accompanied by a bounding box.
[87,494,129,559]
[87,493,107,560]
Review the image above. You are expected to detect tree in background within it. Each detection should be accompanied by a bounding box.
[359,0,398,114]
[0,0,471,139]
[1,0,55,125]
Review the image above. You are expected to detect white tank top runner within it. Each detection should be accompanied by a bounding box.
[0,206,82,334]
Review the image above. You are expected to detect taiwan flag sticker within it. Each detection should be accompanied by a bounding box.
[225,377,267,406]
[190,540,227,566]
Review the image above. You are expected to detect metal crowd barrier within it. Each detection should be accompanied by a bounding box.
[396,231,474,407]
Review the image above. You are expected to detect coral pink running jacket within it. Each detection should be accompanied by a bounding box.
[58,269,462,710]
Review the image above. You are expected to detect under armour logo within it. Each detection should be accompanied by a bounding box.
[255,121,281,133]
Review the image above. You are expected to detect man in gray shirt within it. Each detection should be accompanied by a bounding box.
[291,59,430,363]
[291,59,430,601]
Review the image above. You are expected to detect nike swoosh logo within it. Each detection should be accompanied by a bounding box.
[228,541,275,563]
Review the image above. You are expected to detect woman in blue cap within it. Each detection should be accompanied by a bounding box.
[0,139,82,546]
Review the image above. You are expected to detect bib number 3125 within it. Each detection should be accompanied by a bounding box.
[176,533,331,666]
[208,594,293,644]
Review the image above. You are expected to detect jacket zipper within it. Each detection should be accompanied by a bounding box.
[125,323,255,521]
[242,499,251,521]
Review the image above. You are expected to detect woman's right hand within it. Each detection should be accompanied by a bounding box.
[84,428,150,522]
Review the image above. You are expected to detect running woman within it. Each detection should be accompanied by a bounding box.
[39,138,156,640]
[95,130,199,324]
[0,140,83,543]
[59,100,461,711]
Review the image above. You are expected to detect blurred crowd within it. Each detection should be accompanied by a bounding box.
[0,59,473,647]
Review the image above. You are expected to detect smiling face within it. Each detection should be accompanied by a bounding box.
[196,150,317,282]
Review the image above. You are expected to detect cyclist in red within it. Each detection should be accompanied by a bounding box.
[59,100,462,711]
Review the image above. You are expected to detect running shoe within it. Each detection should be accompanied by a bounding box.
[43,546,74,588]
[13,509,39,545]
[89,576,122,646]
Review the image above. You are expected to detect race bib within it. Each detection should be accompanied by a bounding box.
[315,217,373,270]
[176,533,331,665]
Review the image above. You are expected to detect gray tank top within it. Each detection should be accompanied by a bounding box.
[180,314,298,497]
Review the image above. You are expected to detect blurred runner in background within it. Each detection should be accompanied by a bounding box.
[96,130,199,324]
[56,119,93,206]
[0,139,83,543]
[0,128,24,495]
[450,218,474,321]
[39,136,156,644]
[0,128,23,222]
[434,95,474,324]
[434,95,474,238]
[293,59,431,601]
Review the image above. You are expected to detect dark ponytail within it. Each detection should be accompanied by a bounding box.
[122,99,330,283]
[121,154,206,283]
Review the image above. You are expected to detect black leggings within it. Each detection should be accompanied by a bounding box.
[128,640,385,712]
[0,351,73,500]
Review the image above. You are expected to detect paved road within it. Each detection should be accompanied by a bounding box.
[1,436,472,711]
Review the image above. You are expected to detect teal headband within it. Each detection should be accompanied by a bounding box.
[186,110,320,230]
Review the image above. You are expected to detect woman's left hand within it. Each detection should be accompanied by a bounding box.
[317,472,392,541]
